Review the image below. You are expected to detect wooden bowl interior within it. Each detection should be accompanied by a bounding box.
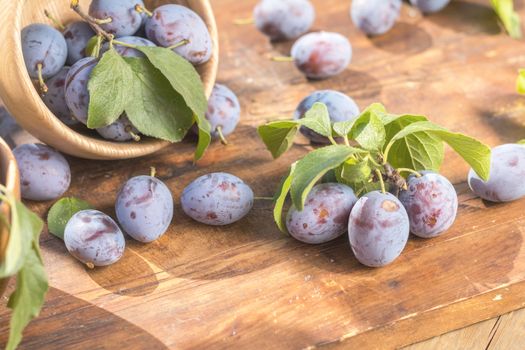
[1,0,218,160]
[0,137,20,296]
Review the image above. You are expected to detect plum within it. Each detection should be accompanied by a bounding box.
[293,90,360,143]
[409,0,450,13]
[41,67,79,126]
[253,0,315,41]
[204,84,241,143]
[115,175,173,243]
[13,143,71,201]
[64,209,125,267]
[96,115,139,142]
[348,191,409,267]
[89,0,145,38]
[286,183,358,244]
[21,24,68,80]
[351,0,402,36]
[145,4,213,65]
[181,173,254,225]
[468,144,525,202]
[65,57,98,125]
[291,31,352,79]
[63,21,96,65]
[399,171,458,238]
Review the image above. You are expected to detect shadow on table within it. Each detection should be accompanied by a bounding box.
[426,1,501,36]
[370,22,433,55]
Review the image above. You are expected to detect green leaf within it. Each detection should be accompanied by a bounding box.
[3,200,47,350]
[0,192,34,278]
[298,103,333,138]
[518,139,525,145]
[491,0,522,39]
[332,120,356,138]
[87,49,133,128]
[340,158,372,184]
[350,111,386,150]
[137,47,207,119]
[124,58,194,142]
[382,114,444,172]
[272,163,296,233]
[290,145,362,210]
[386,121,492,181]
[47,197,93,240]
[136,46,210,160]
[517,69,525,94]
[257,121,300,159]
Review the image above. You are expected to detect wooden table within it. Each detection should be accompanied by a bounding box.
[2,0,525,348]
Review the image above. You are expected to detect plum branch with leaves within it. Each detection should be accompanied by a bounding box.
[258,102,492,232]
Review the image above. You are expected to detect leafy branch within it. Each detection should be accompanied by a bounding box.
[0,184,47,350]
[258,102,491,232]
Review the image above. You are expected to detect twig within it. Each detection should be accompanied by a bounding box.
[70,0,114,42]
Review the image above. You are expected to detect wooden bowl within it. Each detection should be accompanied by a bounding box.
[0,0,218,160]
[0,137,20,297]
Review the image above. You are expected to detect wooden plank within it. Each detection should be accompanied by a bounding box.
[487,308,525,350]
[2,0,525,348]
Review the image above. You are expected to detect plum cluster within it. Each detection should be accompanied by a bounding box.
[13,143,254,267]
[286,171,458,267]
[21,1,219,142]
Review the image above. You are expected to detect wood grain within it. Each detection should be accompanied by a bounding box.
[2,0,525,348]
[0,0,218,160]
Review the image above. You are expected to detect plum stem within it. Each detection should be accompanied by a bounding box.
[216,126,229,145]
[384,163,408,191]
[86,262,95,269]
[150,167,157,178]
[375,169,386,194]
[167,39,190,50]
[233,18,254,25]
[135,4,153,17]
[125,126,141,142]
[70,0,114,42]
[343,135,350,146]
[36,63,48,94]
[396,168,422,178]
[327,135,338,146]
[254,196,274,200]
[272,56,294,62]
[44,9,65,30]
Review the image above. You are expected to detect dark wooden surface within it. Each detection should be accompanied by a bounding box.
[2,0,525,349]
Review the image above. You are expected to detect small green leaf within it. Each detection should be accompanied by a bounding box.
[491,0,522,39]
[273,163,296,233]
[87,49,133,128]
[517,69,525,94]
[386,121,492,181]
[194,118,212,161]
[85,35,100,57]
[518,139,525,145]
[298,103,333,138]
[291,145,362,210]
[340,159,372,184]
[47,197,93,240]
[351,111,386,150]
[124,58,194,142]
[3,200,47,350]
[258,121,300,159]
